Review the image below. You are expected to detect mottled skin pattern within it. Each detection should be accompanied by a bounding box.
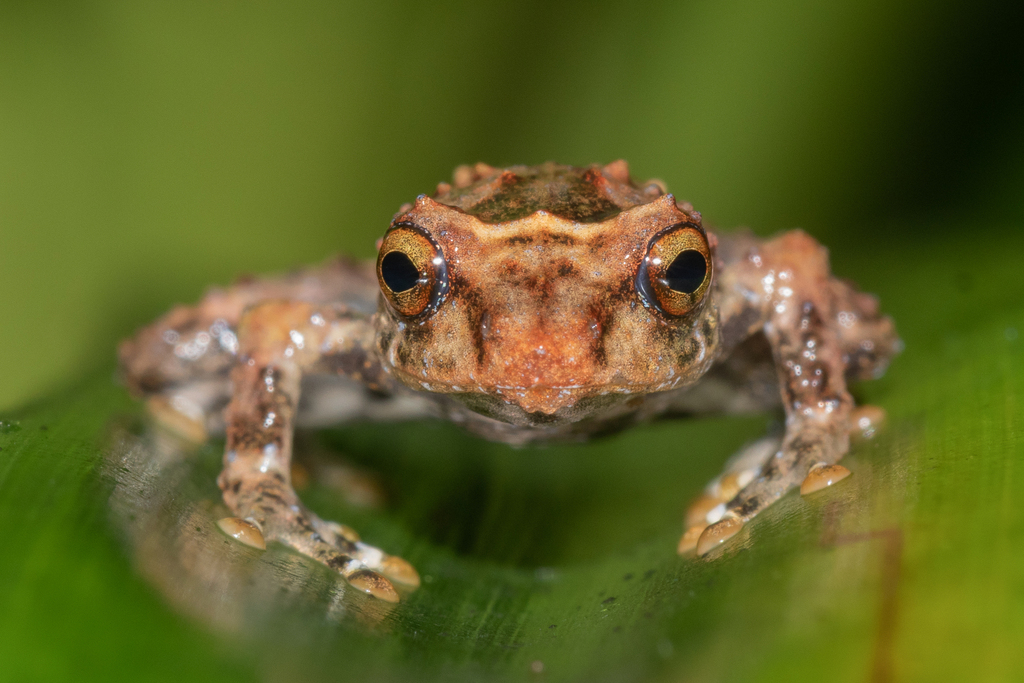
[119,161,899,601]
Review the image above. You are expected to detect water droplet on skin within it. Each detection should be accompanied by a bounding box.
[800,464,851,495]
[217,517,266,550]
[696,518,744,556]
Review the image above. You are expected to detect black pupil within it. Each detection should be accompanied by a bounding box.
[664,250,707,293]
[381,251,421,292]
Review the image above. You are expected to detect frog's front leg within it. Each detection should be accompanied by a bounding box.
[682,231,897,556]
[215,301,418,601]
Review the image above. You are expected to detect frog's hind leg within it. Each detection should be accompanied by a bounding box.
[215,301,419,601]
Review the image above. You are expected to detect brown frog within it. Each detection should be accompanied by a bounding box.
[119,161,899,602]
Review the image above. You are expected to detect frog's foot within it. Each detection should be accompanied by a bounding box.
[311,517,421,589]
[681,407,874,555]
[685,403,885,558]
[694,418,854,557]
[799,463,851,495]
[217,469,418,601]
[792,406,884,496]
[678,434,781,554]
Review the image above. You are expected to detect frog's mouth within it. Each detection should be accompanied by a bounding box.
[388,367,660,426]
[448,385,640,427]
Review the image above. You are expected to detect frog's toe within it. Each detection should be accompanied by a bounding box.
[320,519,361,543]
[696,517,745,557]
[684,434,780,529]
[313,517,420,591]
[380,554,421,588]
[347,569,400,603]
[343,540,420,589]
[800,463,851,495]
[146,395,209,443]
[677,525,704,554]
[684,494,724,529]
[300,534,404,602]
[849,404,886,441]
[226,508,404,602]
[216,516,267,550]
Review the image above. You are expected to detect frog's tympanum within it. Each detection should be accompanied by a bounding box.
[120,162,899,602]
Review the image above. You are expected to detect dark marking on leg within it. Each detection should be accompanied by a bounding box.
[326,555,348,571]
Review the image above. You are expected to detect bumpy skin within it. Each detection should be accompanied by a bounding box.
[119,161,899,600]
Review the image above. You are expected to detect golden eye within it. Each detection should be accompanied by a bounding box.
[376,224,449,318]
[636,224,712,318]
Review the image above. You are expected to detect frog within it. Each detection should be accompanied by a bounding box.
[119,161,900,603]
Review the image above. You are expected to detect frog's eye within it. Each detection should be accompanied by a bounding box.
[376,224,449,318]
[636,224,712,318]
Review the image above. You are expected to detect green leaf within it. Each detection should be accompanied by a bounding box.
[1,221,1022,682]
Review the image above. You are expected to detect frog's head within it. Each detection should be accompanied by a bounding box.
[374,161,720,427]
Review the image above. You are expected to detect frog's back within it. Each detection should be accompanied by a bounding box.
[433,161,666,225]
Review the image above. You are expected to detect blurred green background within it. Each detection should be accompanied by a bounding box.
[2,2,1024,683]
[1,0,1021,411]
